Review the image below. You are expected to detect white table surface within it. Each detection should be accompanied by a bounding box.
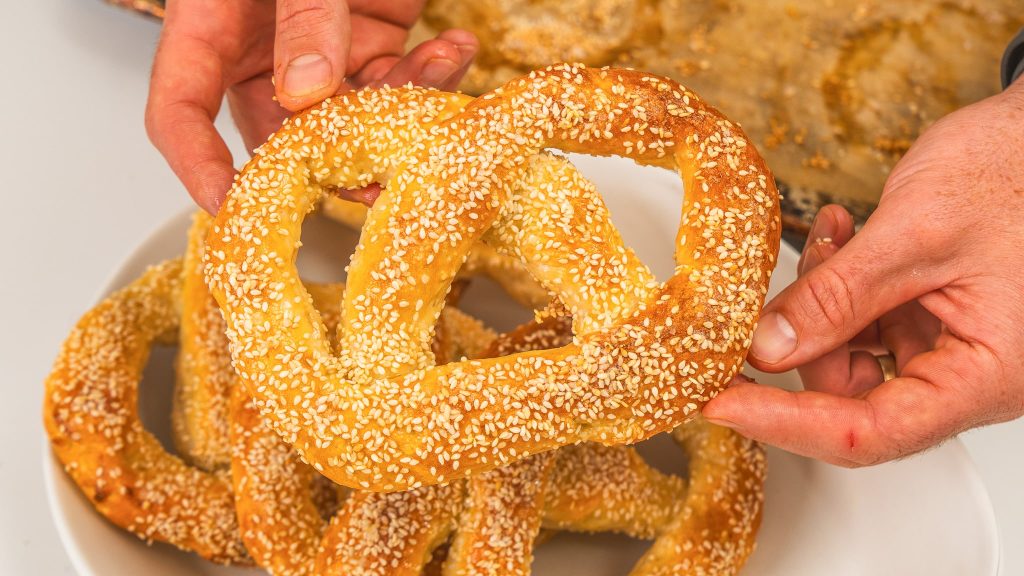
[2,2,1021,574]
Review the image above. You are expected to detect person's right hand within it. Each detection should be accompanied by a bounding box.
[146,0,477,214]
[704,80,1024,467]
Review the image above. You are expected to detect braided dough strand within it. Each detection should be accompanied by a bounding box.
[322,196,551,310]
[172,211,233,471]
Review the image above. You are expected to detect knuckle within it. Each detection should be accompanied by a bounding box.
[839,405,898,467]
[277,1,336,43]
[144,100,189,149]
[143,102,167,145]
[800,266,857,334]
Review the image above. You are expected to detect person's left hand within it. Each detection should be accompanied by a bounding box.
[146,0,477,213]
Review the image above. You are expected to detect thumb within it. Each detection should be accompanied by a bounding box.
[749,215,934,372]
[274,0,352,111]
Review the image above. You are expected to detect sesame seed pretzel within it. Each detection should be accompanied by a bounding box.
[229,283,497,576]
[206,64,781,491]
[43,259,251,564]
[173,207,499,475]
[444,317,766,576]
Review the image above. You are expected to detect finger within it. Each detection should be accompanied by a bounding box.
[275,0,352,110]
[748,208,941,372]
[348,0,425,29]
[363,39,462,88]
[227,74,290,153]
[331,183,382,206]
[704,358,977,467]
[352,34,475,90]
[146,26,234,214]
[795,212,880,395]
[796,204,854,275]
[797,207,875,353]
[848,322,882,350]
[797,341,885,397]
[878,301,941,372]
[803,300,940,397]
[345,14,409,82]
[435,29,479,91]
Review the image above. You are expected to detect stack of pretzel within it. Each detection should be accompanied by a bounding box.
[44,64,779,575]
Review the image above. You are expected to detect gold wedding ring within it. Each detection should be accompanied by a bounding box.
[874,352,897,382]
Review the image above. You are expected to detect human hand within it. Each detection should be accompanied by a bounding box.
[704,81,1024,467]
[146,0,477,213]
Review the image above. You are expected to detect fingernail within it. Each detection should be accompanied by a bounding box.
[456,42,478,63]
[283,53,332,97]
[808,209,838,242]
[418,58,459,87]
[799,238,832,275]
[750,312,797,364]
[201,197,221,216]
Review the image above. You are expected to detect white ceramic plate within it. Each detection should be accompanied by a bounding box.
[44,155,999,575]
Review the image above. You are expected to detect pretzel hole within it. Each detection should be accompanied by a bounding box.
[455,278,534,333]
[136,344,179,455]
[568,153,685,282]
[295,210,362,284]
[635,433,690,479]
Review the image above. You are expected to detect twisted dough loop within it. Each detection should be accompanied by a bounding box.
[322,197,551,310]
[43,260,250,564]
[207,64,781,491]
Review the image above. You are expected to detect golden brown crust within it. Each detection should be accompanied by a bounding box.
[229,283,488,576]
[229,280,348,575]
[432,305,498,365]
[630,419,766,575]
[43,260,250,564]
[444,453,556,576]
[173,210,354,472]
[172,211,233,471]
[206,65,780,491]
[545,444,687,539]
[229,384,324,574]
[47,264,762,574]
[315,484,465,576]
